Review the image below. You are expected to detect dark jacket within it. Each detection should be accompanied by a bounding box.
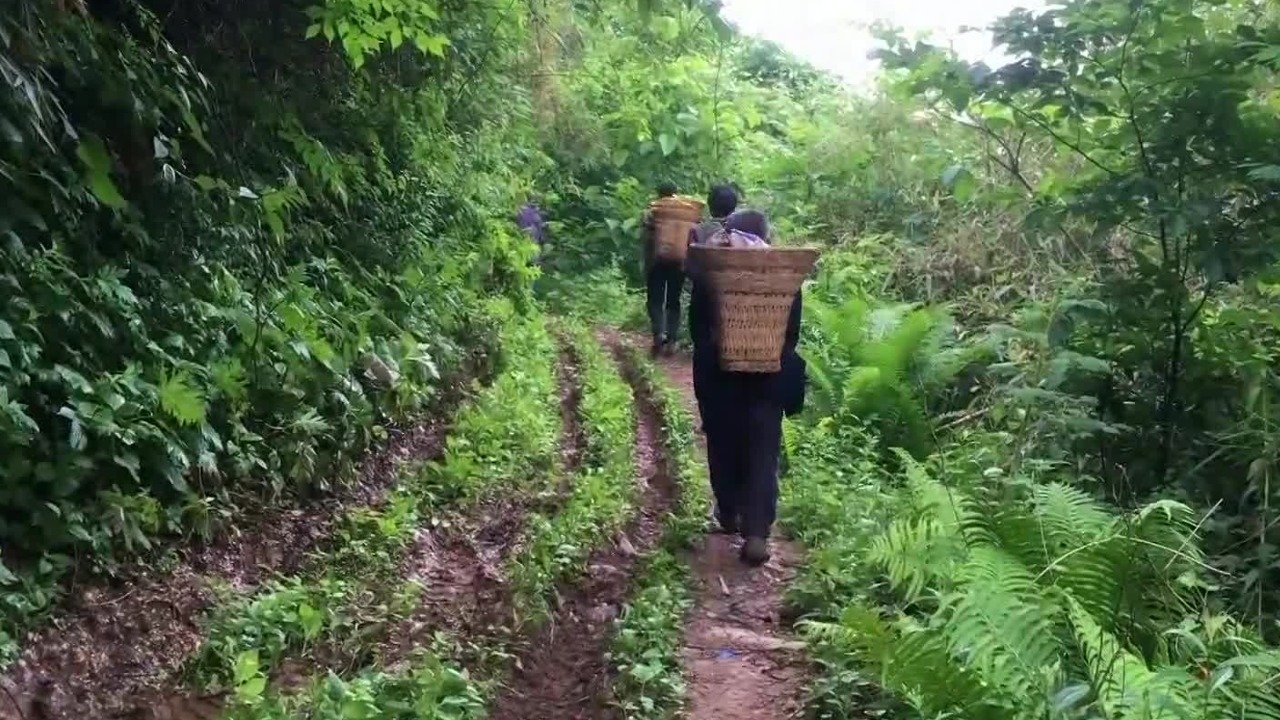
[687,261,806,416]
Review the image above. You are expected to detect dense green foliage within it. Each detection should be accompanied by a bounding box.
[8,0,1280,716]
[0,0,539,656]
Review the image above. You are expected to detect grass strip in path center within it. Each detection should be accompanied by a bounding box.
[485,324,675,720]
[597,345,710,720]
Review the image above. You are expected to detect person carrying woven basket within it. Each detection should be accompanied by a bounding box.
[687,191,806,567]
[640,182,686,356]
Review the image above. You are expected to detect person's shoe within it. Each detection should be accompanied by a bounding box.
[711,504,742,532]
[650,337,663,357]
[710,512,739,535]
[740,536,771,567]
[662,340,678,357]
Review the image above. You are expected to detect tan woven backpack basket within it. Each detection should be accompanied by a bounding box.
[687,245,819,372]
[649,196,704,262]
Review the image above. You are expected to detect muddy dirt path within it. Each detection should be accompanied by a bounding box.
[650,345,812,720]
[487,348,676,720]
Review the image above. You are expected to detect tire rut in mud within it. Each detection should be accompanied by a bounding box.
[486,350,675,720]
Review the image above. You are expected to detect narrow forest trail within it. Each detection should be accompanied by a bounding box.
[487,331,812,720]
[646,342,812,720]
[565,330,803,717]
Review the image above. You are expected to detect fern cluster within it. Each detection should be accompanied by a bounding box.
[807,455,1280,720]
[802,296,980,459]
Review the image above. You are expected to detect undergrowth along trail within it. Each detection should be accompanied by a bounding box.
[0,381,472,720]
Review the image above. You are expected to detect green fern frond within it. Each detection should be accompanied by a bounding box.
[866,454,986,598]
[804,350,841,416]
[1053,537,1126,630]
[889,617,1013,719]
[865,305,940,376]
[1207,651,1280,720]
[941,546,1066,709]
[988,503,1055,573]
[868,515,963,600]
[1129,498,1204,576]
[902,452,990,545]
[158,371,208,426]
[817,605,1010,719]
[833,295,873,351]
[1068,597,1197,720]
[1032,483,1116,552]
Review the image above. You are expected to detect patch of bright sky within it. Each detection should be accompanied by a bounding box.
[719,0,1049,87]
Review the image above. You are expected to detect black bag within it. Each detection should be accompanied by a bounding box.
[779,350,807,417]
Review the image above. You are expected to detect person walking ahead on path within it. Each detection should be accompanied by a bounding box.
[641,181,686,356]
[516,199,547,264]
[687,195,806,567]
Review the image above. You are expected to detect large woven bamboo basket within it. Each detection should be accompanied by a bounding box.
[650,196,704,262]
[688,245,819,372]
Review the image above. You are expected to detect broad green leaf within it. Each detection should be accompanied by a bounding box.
[76,134,127,209]
[158,372,207,426]
[416,33,450,57]
[237,676,266,699]
[940,164,975,203]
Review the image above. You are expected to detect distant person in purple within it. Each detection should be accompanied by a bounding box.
[516,200,546,263]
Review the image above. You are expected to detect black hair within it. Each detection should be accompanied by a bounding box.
[707,184,739,219]
[656,181,678,197]
[724,209,770,242]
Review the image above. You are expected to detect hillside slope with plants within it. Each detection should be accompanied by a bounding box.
[4,0,1280,718]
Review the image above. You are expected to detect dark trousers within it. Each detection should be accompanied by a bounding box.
[696,371,784,539]
[646,261,684,343]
